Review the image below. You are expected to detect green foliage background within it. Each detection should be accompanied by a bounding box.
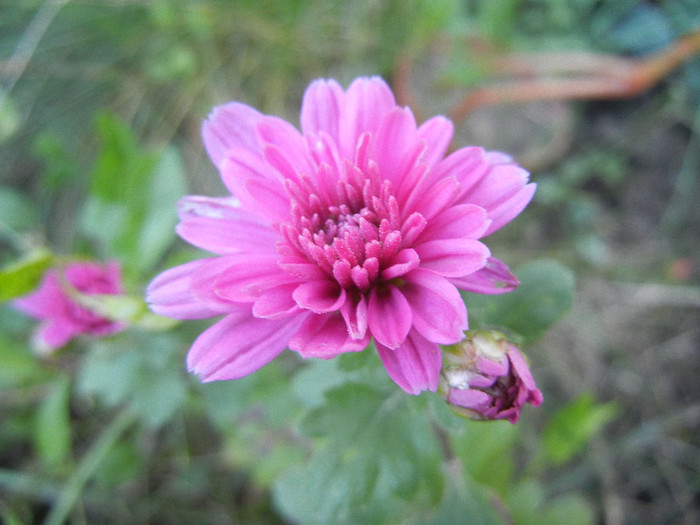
[1,1,699,524]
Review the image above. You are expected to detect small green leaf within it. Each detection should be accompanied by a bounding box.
[465,259,575,343]
[35,375,72,470]
[542,392,619,466]
[0,249,54,301]
[72,292,177,330]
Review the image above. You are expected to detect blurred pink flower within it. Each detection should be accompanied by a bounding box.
[147,76,535,394]
[439,331,543,423]
[14,261,126,353]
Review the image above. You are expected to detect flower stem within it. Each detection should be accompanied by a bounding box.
[44,409,135,525]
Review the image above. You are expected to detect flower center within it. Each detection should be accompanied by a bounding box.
[281,164,410,293]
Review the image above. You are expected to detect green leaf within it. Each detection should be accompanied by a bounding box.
[89,112,159,204]
[274,384,444,524]
[541,392,619,466]
[72,293,177,330]
[464,259,575,343]
[449,420,518,494]
[77,334,187,428]
[423,468,505,525]
[0,249,54,301]
[35,375,72,470]
[80,114,183,276]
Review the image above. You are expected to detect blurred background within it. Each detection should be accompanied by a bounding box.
[1,1,699,524]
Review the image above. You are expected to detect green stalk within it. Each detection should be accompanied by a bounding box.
[44,409,135,525]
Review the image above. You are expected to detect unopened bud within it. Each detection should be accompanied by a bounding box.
[439,331,543,423]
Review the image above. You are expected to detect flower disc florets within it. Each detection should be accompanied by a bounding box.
[147,76,536,394]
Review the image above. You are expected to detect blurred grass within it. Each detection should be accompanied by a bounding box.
[1,0,699,524]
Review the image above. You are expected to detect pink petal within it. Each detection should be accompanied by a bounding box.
[338,76,396,159]
[176,196,277,254]
[202,102,264,169]
[367,284,412,349]
[219,148,284,215]
[418,204,490,243]
[257,116,313,180]
[448,388,492,410]
[381,248,420,279]
[372,107,424,187]
[507,347,542,403]
[243,176,292,224]
[292,280,347,313]
[211,254,294,303]
[430,146,489,193]
[414,239,490,278]
[340,294,368,340]
[300,78,344,140]
[456,159,535,235]
[482,182,536,236]
[187,308,305,381]
[449,257,519,294]
[289,313,370,358]
[36,320,82,349]
[376,330,442,394]
[403,175,460,222]
[252,283,301,319]
[401,269,468,344]
[147,259,229,319]
[13,271,64,319]
[416,116,453,168]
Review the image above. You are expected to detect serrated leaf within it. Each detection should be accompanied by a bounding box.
[274,384,443,524]
[35,375,72,470]
[464,259,575,343]
[77,334,188,427]
[0,249,54,301]
[542,392,619,466]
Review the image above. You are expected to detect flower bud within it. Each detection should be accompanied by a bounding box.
[439,331,543,423]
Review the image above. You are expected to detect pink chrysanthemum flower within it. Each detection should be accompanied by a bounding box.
[439,331,543,423]
[147,76,535,394]
[13,261,126,353]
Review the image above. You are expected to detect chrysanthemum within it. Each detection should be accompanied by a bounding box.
[14,261,126,353]
[147,76,535,394]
